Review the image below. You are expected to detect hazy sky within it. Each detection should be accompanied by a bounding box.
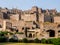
[0,0,60,11]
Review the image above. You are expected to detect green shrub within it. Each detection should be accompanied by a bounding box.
[19,39,22,43]
[22,38,28,43]
[16,32,24,34]
[28,40,34,43]
[51,38,57,44]
[43,38,60,45]
[47,39,54,44]
[54,38,60,45]
[47,38,60,45]
[0,36,8,42]
[34,38,40,43]
[41,38,47,44]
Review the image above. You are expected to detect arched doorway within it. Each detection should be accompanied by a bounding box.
[47,30,55,37]
[29,33,32,38]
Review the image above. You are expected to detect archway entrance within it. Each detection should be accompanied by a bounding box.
[29,33,32,38]
[47,30,55,37]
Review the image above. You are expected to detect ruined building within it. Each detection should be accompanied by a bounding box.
[0,6,60,39]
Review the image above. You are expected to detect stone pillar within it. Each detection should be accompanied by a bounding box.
[55,30,58,38]
[3,20,6,31]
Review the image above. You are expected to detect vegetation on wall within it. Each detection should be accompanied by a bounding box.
[16,32,24,34]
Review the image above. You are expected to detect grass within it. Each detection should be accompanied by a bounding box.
[0,43,53,45]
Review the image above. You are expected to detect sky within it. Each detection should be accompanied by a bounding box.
[0,0,60,11]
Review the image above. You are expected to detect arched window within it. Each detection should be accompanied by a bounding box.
[47,30,55,37]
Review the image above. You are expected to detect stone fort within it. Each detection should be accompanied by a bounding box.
[0,6,60,39]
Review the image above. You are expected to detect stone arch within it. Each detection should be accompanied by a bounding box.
[29,33,32,38]
[47,29,55,37]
